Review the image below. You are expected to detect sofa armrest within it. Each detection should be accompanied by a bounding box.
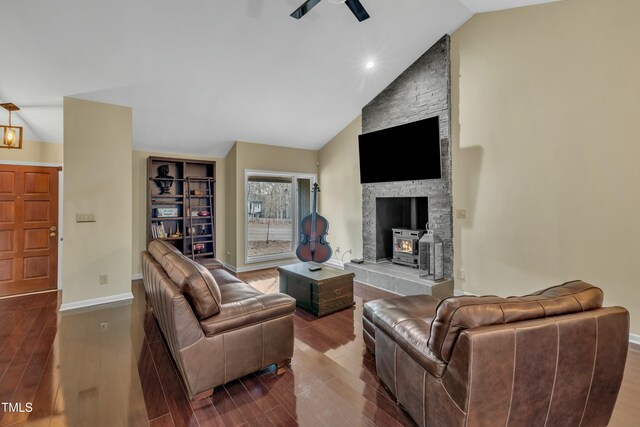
[142,251,204,353]
[167,284,205,350]
[369,295,445,378]
[373,316,447,378]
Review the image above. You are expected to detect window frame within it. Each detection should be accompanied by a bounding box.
[244,169,317,264]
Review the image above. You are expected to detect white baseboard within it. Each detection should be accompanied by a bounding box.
[229,259,298,273]
[131,273,143,280]
[59,292,134,312]
[454,289,474,296]
[223,263,237,273]
[325,259,344,270]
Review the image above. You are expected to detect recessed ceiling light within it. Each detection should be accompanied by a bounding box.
[366,61,375,69]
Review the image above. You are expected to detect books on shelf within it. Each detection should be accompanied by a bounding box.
[151,221,167,239]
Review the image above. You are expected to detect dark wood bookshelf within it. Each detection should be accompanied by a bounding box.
[147,156,217,264]
[193,252,215,257]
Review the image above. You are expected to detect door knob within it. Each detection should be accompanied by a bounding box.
[50,226,57,231]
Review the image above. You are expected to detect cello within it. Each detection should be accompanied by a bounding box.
[296,183,332,263]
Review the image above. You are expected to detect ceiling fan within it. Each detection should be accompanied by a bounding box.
[291,0,370,22]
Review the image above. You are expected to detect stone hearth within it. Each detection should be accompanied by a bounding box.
[345,260,453,299]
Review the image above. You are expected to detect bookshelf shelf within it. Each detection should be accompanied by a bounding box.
[147,156,217,264]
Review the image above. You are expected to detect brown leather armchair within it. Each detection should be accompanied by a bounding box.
[142,240,296,399]
[363,281,629,427]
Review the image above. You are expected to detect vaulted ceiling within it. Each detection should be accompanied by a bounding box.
[1,0,560,156]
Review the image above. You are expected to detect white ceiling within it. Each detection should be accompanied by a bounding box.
[1,0,560,157]
[459,0,560,13]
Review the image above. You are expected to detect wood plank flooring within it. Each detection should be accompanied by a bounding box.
[0,268,637,426]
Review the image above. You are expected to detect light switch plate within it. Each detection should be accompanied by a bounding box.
[76,213,96,223]
[456,209,467,219]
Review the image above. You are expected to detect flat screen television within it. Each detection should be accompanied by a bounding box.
[358,116,441,184]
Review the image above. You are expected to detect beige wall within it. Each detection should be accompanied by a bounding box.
[62,97,132,305]
[131,150,225,277]
[318,116,363,263]
[451,0,640,334]
[0,140,63,164]
[226,141,319,270]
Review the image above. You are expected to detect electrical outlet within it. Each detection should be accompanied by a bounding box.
[458,269,466,279]
[99,274,109,285]
[100,322,109,331]
[335,246,340,253]
[456,209,467,220]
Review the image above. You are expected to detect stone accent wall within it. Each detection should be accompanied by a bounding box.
[361,35,453,279]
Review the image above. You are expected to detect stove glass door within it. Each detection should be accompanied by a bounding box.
[395,238,414,254]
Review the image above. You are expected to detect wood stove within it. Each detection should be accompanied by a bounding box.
[392,228,426,267]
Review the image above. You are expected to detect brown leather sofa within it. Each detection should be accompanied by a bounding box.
[363,281,629,427]
[141,239,296,399]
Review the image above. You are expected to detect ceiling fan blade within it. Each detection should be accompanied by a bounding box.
[291,0,322,19]
[344,0,370,22]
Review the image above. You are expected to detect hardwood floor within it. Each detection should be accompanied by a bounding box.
[0,268,638,426]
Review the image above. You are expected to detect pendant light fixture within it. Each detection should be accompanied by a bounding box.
[1,103,23,149]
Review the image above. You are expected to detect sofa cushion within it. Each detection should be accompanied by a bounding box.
[160,252,223,319]
[428,280,603,362]
[148,239,180,263]
[199,282,296,336]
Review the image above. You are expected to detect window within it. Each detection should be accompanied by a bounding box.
[245,170,315,263]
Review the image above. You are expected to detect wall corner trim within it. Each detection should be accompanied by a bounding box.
[223,263,237,273]
[59,292,134,312]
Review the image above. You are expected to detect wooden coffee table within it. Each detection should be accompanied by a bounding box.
[278,262,355,317]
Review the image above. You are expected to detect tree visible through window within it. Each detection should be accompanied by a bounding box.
[247,176,293,257]
[246,172,314,261]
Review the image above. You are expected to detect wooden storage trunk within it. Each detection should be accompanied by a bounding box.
[278,263,355,317]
